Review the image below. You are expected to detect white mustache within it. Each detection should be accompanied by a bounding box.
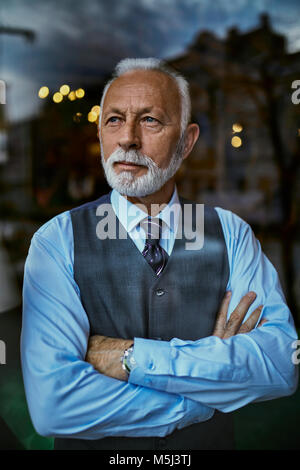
[107,148,158,169]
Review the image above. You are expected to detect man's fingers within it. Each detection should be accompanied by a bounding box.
[258,318,268,328]
[237,305,263,334]
[222,292,256,339]
[212,291,231,337]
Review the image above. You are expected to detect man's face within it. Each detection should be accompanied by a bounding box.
[99,69,183,197]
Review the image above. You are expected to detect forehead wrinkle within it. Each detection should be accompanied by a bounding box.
[106,72,180,105]
[104,89,165,109]
[103,104,166,119]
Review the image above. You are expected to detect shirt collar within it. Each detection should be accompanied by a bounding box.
[111,186,181,234]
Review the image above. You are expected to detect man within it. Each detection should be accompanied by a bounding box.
[21,58,298,450]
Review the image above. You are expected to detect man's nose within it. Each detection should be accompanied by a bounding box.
[118,121,141,151]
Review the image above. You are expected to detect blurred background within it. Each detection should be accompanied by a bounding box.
[0,0,299,450]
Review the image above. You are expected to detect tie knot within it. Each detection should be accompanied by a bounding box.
[140,217,162,243]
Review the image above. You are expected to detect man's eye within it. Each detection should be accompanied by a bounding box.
[107,117,120,124]
[144,116,158,123]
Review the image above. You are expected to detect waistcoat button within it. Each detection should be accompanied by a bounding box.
[155,289,165,296]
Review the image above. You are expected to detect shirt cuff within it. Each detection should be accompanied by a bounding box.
[128,337,171,388]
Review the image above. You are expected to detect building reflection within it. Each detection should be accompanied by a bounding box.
[0,13,299,321]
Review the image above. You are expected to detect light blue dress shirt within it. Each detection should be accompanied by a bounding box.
[21,187,298,439]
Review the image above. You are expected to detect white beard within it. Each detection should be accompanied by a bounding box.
[100,135,185,197]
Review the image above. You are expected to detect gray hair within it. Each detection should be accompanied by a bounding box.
[99,58,191,136]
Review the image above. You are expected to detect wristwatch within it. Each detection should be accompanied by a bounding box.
[121,343,136,375]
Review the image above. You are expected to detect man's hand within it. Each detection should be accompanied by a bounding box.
[86,292,266,380]
[85,335,133,381]
[213,291,267,339]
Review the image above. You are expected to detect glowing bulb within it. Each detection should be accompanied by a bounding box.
[53,92,63,103]
[68,91,76,101]
[91,105,100,115]
[60,84,70,95]
[88,111,98,123]
[231,136,242,148]
[75,88,85,99]
[38,86,49,99]
[73,112,82,123]
[232,123,243,133]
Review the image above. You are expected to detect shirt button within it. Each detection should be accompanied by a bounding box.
[155,289,165,297]
[148,361,155,370]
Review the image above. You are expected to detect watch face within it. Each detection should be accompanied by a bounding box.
[121,344,136,374]
[121,346,133,373]
[127,348,136,371]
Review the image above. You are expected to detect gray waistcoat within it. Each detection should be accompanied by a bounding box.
[54,192,234,450]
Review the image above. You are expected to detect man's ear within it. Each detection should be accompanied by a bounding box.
[182,123,200,160]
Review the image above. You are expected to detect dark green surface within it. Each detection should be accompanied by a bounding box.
[234,382,300,449]
[0,308,54,450]
[0,369,54,450]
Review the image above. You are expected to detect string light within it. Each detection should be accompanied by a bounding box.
[53,92,63,103]
[75,88,85,99]
[60,84,70,95]
[232,123,243,133]
[231,136,242,148]
[68,91,76,101]
[38,86,49,99]
[88,111,98,123]
[91,105,100,115]
[73,112,82,123]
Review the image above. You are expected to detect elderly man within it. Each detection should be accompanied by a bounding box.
[21,58,298,451]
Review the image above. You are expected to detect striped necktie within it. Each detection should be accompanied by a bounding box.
[141,217,169,277]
